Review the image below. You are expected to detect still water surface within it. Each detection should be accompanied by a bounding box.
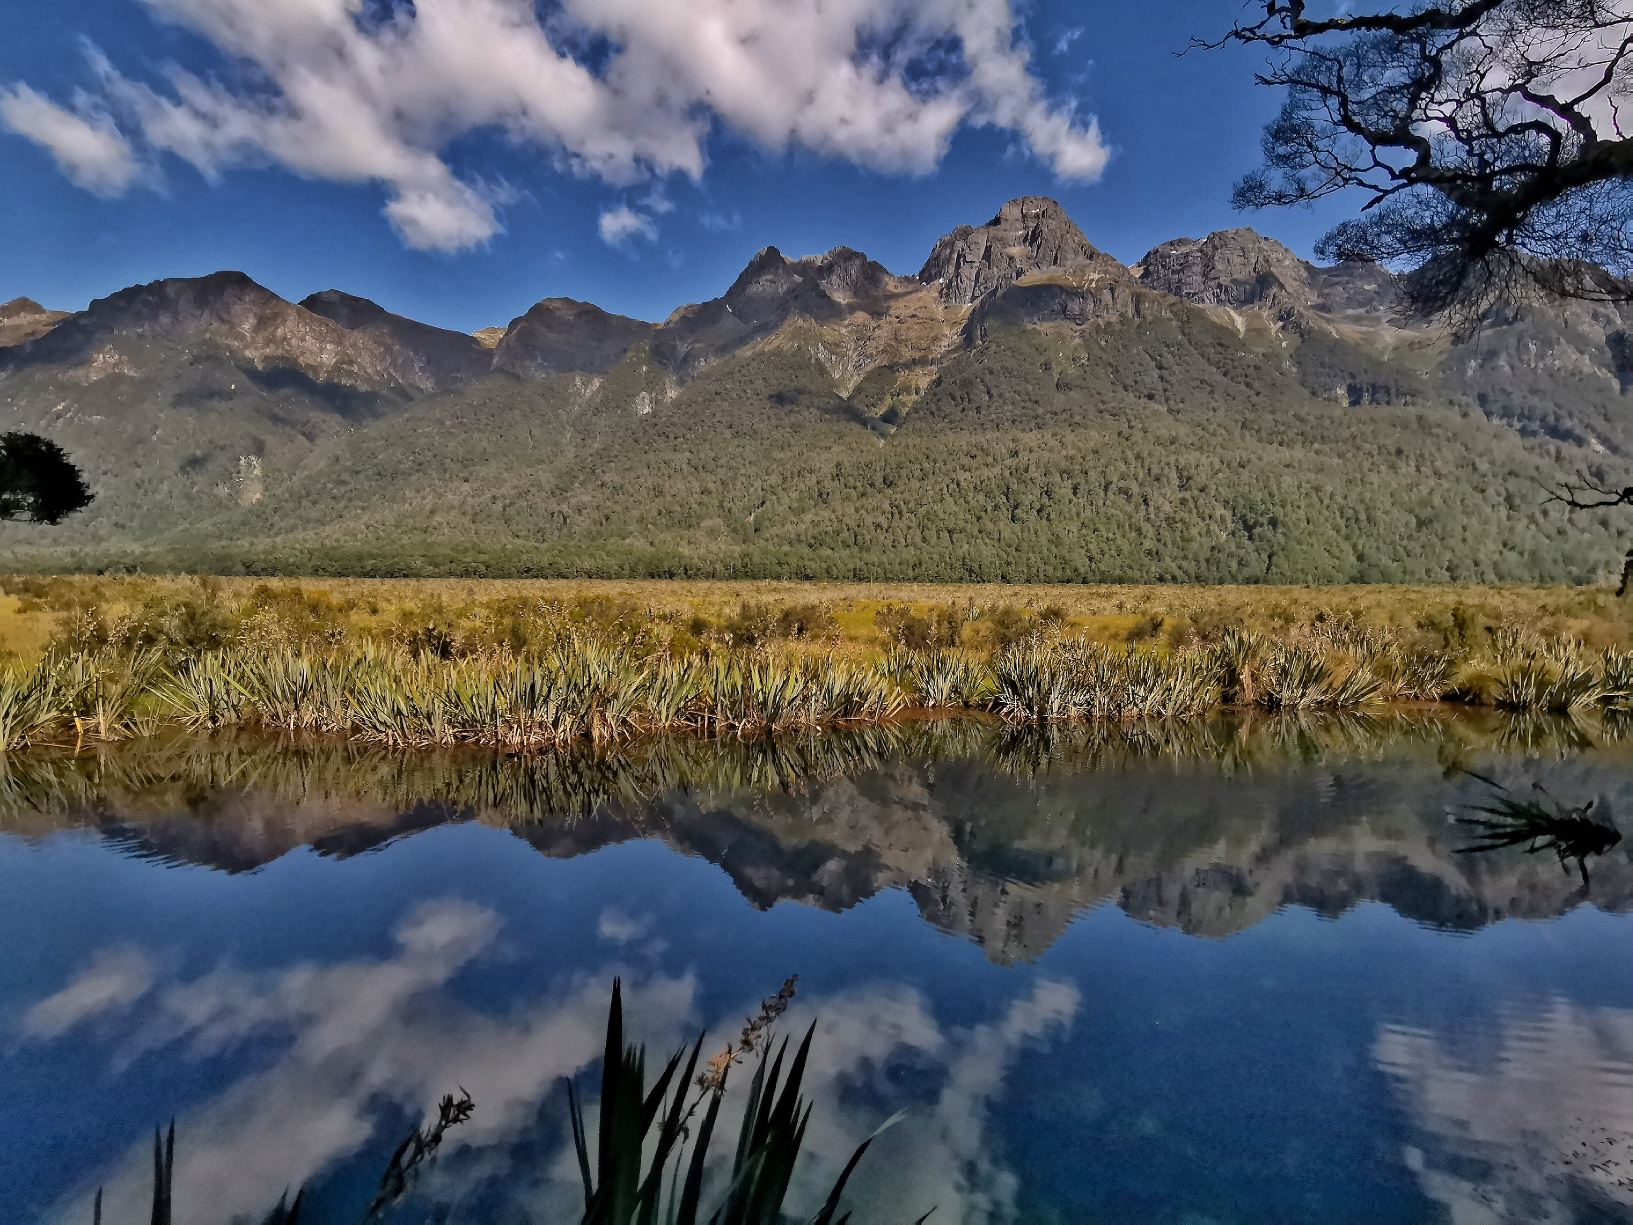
[2,714,1631,1223]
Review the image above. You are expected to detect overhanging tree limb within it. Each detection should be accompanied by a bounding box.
[1204,0,1633,326]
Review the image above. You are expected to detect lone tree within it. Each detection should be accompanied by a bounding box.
[1211,0,1633,326]
[0,431,93,525]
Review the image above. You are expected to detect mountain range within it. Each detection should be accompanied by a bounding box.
[3,196,1632,581]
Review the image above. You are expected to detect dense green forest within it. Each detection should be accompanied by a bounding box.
[2,309,1626,583]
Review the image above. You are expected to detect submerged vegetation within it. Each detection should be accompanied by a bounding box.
[3,576,1633,750]
[1457,769,1625,886]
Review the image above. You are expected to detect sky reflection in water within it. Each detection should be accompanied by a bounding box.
[2,714,1632,1223]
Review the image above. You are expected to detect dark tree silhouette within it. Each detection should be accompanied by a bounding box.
[1208,0,1633,325]
[1549,476,1633,592]
[0,431,93,524]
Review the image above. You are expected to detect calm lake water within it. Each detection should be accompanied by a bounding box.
[3,714,1631,1224]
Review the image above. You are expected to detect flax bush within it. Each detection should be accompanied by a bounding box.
[7,607,1633,750]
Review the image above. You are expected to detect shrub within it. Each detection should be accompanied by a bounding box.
[874,603,961,650]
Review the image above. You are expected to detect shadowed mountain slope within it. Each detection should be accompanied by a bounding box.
[298,289,494,389]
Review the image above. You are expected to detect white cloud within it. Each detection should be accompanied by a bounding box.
[1053,27,1085,55]
[57,899,701,1225]
[596,907,651,942]
[386,183,503,250]
[640,183,675,215]
[598,204,657,245]
[0,84,141,195]
[783,978,1080,1220]
[19,946,154,1040]
[4,0,1108,250]
[698,208,742,232]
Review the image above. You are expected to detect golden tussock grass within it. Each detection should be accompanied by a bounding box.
[2,574,1630,664]
[1,574,1631,752]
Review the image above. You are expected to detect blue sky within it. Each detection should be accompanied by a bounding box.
[0,1,1361,332]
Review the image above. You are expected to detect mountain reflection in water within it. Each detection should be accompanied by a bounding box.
[3,711,1633,1223]
[4,712,1631,959]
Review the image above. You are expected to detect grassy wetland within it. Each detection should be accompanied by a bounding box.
[3,574,1633,751]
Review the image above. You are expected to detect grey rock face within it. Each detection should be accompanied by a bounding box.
[1135,227,1406,327]
[918,196,1116,304]
[299,289,493,389]
[789,245,915,308]
[1135,227,1314,311]
[1305,260,1401,317]
[963,278,1162,342]
[492,297,656,376]
[719,245,844,329]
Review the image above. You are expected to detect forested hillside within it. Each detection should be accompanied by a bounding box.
[2,199,1630,582]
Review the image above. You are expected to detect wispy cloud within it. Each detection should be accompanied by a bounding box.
[640,183,675,215]
[699,207,742,232]
[1053,26,1085,55]
[1,0,1109,251]
[48,899,700,1225]
[596,907,651,942]
[598,204,658,245]
[0,84,141,195]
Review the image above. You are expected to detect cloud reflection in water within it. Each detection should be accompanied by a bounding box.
[19,946,155,1042]
[28,897,1073,1224]
[1377,999,1633,1220]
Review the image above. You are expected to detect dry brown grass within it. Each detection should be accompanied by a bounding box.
[0,594,59,662]
[1,574,1629,664]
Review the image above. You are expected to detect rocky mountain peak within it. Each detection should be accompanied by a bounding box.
[492,297,656,376]
[4,271,300,370]
[299,289,492,388]
[919,196,1120,304]
[723,246,796,304]
[78,270,284,338]
[1134,228,1314,311]
[1305,260,1402,320]
[1,296,55,322]
[2,271,492,396]
[1134,228,1408,327]
[788,246,913,308]
[298,289,393,331]
[720,245,843,328]
[0,296,68,348]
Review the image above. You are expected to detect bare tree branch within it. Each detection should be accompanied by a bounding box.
[1193,0,1511,50]
[1547,474,1633,594]
[1204,0,1633,330]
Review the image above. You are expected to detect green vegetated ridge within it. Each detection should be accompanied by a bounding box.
[3,201,1630,582]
